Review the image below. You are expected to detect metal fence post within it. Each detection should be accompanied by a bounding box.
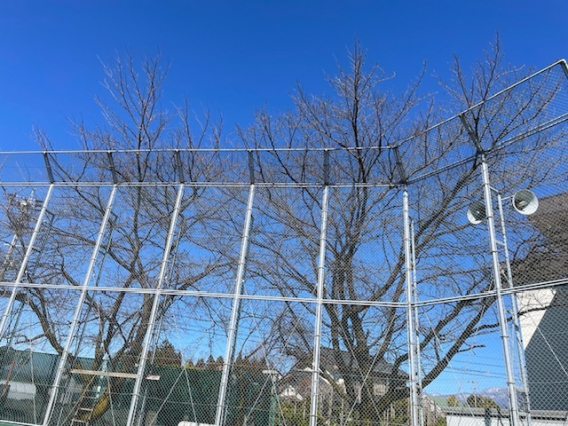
[214,182,256,426]
[42,184,118,426]
[404,188,420,426]
[0,184,54,340]
[309,150,330,426]
[125,181,186,426]
[496,193,533,426]
[480,157,521,426]
[410,219,425,426]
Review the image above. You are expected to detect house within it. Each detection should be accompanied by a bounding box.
[444,407,568,426]
[422,395,463,426]
[278,347,407,413]
[512,192,568,411]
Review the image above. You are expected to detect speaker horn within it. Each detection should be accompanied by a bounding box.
[512,190,539,215]
[467,201,486,225]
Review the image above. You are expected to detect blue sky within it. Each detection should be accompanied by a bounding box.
[0,0,566,151]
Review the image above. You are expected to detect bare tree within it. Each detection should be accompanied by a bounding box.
[0,43,566,426]
[0,54,241,424]
[237,42,568,421]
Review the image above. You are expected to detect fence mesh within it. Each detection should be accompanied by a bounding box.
[0,61,568,426]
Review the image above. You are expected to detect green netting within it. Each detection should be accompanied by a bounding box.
[137,366,275,426]
[0,349,276,426]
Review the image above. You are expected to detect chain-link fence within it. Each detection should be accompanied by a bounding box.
[0,60,567,426]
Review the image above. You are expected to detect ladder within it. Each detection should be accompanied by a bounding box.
[70,388,98,426]
[68,368,138,426]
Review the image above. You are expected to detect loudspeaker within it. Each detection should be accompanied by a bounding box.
[512,190,539,215]
[467,201,486,225]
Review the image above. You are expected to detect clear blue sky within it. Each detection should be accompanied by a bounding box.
[0,0,566,150]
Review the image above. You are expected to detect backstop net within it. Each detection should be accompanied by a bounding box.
[0,61,567,426]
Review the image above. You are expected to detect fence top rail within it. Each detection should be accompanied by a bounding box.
[0,60,566,186]
[1,59,565,157]
[0,146,398,156]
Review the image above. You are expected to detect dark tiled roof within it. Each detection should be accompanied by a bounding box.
[512,192,568,286]
[291,347,406,380]
[318,347,401,377]
[528,192,568,249]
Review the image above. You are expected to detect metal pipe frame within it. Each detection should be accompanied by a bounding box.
[41,184,118,426]
[214,183,256,426]
[0,57,564,423]
[309,184,330,426]
[404,189,420,426]
[410,219,424,426]
[0,272,563,310]
[496,193,533,426]
[0,184,54,340]
[125,182,186,426]
[480,158,521,426]
[0,181,396,190]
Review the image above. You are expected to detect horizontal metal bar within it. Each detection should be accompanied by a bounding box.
[0,145,398,156]
[416,278,568,308]
[70,369,137,379]
[0,280,404,307]
[0,181,395,189]
[0,276,565,308]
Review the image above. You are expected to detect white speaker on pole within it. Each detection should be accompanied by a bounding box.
[467,201,486,225]
[512,190,539,215]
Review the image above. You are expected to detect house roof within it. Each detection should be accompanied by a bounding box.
[278,368,334,400]
[512,250,568,285]
[425,395,465,409]
[279,348,407,399]
[318,347,405,378]
[0,349,60,384]
[289,347,406,381]
[528,192,568,249]
[0,347,98,384]
[512,192,568,286]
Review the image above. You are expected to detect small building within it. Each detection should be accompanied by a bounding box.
[512,192,568,411]
[445,407,568,426]
[278,347,407,420]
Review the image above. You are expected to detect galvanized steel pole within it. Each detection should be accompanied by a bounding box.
[214,183,256,426]
[42,185,118,426]
[404,189,420,426]
[308,151,331,426]
[0,184,54,340]
[125,182,186,426]
[480,158,520,426]
[496,194,532,426]
[309,186,330,426]
[410,219,424,426]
